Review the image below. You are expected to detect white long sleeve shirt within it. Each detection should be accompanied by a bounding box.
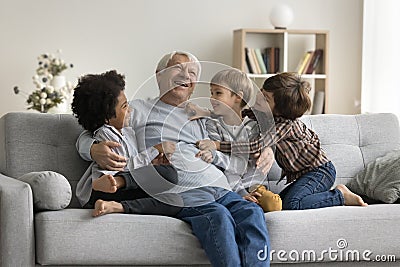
[76,124,159,206]
[206,116,268,196]
[76,97,231,207]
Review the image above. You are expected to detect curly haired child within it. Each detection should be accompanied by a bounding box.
[72,70,181,217]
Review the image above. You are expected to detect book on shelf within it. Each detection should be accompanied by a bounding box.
[262,52,269,73]
[254,48,267,74]
[250,48,261,74]
[302,50,314,74]
[264,47,277,73]
[274,47,280,73]
[305,49,323,74]
[244,47,256,74]
[244,46,281,74]
[296,51,313,74]
[295,51,308,73]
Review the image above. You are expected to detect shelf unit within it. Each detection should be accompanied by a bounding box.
[233,28,329,114]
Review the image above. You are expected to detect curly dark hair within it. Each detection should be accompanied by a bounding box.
[71,70,125,133]
[262,72,311,120]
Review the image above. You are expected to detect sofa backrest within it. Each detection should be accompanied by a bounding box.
[1,112,399,207]
[0,112,90,208]
[266,113,400,194]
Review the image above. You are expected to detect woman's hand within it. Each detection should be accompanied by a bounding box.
[90,141,127,171]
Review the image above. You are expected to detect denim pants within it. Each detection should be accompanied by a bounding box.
[279,161,344,210]
[176,189,270,267]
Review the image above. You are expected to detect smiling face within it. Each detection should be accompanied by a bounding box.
[210,84,242,117]
[157,54,199,106]
[108,91,131,131]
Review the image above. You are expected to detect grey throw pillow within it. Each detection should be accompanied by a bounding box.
[347,150,400,203]
[18,171,72,210]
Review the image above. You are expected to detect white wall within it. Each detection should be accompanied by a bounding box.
[362,0,400,117]
[0,0,363,117]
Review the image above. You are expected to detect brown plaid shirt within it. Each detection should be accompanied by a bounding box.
[220,116,329,183]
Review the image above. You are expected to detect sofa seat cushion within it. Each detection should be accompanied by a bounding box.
[35,205,400,265]
[266,204,400,264]
[35,209,210,266]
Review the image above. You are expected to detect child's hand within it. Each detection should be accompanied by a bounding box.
[255,146,275,174]
[185,102,211,120]
[154,141,176,160]
[243,193,259,204]
[195,150,214,163]
[151,153,170,165]
[196,139,220,151]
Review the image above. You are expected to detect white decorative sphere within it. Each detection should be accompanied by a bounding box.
[270,4,294,29]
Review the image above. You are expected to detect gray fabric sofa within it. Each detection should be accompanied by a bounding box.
[1,112,399,266]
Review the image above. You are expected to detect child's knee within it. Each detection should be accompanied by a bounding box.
[155,165,178,184]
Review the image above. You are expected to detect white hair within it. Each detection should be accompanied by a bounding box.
[155,51,201,74]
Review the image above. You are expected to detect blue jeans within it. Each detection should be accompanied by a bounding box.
[279,161,344,210]
[176,189,270,267]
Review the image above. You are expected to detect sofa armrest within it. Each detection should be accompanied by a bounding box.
[0,173,35,266]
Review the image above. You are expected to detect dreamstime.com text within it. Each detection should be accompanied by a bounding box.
[257,238,396,263]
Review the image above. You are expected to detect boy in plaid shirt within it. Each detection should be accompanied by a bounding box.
[209,72,367,210]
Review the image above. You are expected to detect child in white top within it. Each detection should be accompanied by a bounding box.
[72,70,180,216]
[194,69,282,211]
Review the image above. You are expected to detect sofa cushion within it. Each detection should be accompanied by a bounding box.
[35,209,210,266]
[299,114,400,187]
[18,171,71,210]
[347,150,400,203]
[265,205,400,263]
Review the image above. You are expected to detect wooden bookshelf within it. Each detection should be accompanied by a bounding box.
[233,28,329,114]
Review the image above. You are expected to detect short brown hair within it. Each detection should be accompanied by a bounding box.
[262,72,311,120]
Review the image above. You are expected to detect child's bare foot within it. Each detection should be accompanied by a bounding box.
[336,184,368,206]
[92,174,117,193]
[92,199,124,217]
